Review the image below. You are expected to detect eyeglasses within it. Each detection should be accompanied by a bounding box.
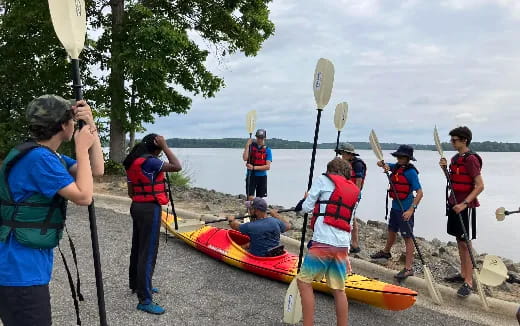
[450,138,461,143]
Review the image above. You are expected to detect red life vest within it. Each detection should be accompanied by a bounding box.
[449,152,482,193]
[349,158,367,189]
[248,144,268,166]
[126,155,168,205]
[310,174,360,232]
[388,164,418,200]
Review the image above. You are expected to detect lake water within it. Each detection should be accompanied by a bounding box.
[173,148,520,261]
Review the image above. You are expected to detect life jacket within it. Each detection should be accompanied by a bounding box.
[388,164,418,200]
[248,144,268,166]
[0,142,67,249]
[350,157,367,189]
[310,174,360,232]
[126,155,168,205]
[449,151,482,193]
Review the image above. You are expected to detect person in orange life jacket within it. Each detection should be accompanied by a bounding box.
[123,134,182,315]
[336,142,366,254]
[242,129,272,198]
[370,145,423,281]
[228,197,291,257]
[295,158,359,326]
[439,126,484,298]
[0,95,103,326]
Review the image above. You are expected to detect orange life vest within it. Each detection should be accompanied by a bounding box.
[449,152,482,193]
[388,164,418,200]
[248,144,267,166]
[126,155,168,205]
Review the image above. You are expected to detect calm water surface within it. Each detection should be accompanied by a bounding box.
[173,148,520,261]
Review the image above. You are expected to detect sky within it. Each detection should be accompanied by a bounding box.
[142,0,520,144]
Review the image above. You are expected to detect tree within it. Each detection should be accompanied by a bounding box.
[93,0,275,162]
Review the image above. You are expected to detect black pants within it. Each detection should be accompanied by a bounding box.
[129,202,162,304]
[0,284,52,326]
[245,175,268,197]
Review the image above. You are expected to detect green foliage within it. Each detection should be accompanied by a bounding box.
[104,159,125,176]
[166,170,191,189]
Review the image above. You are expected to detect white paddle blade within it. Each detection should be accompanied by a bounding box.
[48,0,87,59]
[473,270,489,311]
[423,265,443,305]
[283,278,302,324]
[313,58,335,110]
[369,130,384,161]
[495,207,506,221]
[433,126,445,158]
[246,110,257,134]
[334,102,348,131]
[480,255,509,287]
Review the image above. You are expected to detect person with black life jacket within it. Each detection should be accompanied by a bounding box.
[294,157,360,326]
[439,126,484,298]
[336,142,366,254]
[123,134,182,315]
[0,95,103,326]
[227,197,291,257]
[370,145,423,281]
[243,129,272,198]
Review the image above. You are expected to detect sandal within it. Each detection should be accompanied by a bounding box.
[395,268,414,280]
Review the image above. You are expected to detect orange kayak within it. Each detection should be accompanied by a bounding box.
[162,211,417,311]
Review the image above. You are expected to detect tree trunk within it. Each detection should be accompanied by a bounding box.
[128,83,136,150]
[129,129,135,150]
[108,0,125,163]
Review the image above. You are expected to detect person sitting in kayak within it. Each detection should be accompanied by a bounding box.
[227,197,291,257]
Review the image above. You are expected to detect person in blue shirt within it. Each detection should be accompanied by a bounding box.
[0,95,104,326]
[242,129,272,198]
[370,145,423,281]
[227,197,290,257]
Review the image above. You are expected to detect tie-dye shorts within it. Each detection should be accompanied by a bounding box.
[297,242,348,290]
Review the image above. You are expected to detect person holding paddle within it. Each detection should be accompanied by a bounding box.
[370,145,423,281]
[439,126,484,298]
[243,129,272,198]
[0,95,103,326]
[295,157,359,326]
[336,142,366,254]
[228,197,291,257]
[123,134,182,315]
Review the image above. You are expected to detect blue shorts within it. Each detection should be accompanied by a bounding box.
[388,208,414,238]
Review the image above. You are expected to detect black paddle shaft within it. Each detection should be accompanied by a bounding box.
[71,59,108,326]
[335,130,341,153]
[297,109,322,272]
[165,172,179,230]
[441,166,479,269]
[384,166,426,266]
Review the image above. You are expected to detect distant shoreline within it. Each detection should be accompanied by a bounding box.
[165,137,520,152]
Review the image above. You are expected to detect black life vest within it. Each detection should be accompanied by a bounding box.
[350,157,367,190]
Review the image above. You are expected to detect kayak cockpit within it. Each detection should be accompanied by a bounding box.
[227,230,289,258]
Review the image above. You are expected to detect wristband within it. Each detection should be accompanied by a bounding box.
[463,200,469,206]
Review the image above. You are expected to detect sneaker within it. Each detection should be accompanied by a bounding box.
[444,273,464,283]
[395,268,414,281]
[350,247,361,254]
[137,302,165,315]
[370,250,392,260]
[457,282,472,298]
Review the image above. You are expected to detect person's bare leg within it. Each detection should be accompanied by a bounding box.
[332,289,349,326]
[383,230,397,253]
[297,279,315,326]
[458,240,473,286]
[351,218,359,249]
[516,306,520,325]
[404,237,414,270]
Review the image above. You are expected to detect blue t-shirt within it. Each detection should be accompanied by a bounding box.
[0,148,76,286]
[388,163,421,211]
[246,145,272,177]
[239,217,286,256]
[351,159,366,179]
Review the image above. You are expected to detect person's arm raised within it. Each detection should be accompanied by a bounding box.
[155,136,182,172]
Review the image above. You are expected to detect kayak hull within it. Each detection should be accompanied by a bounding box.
[162,212,416,311]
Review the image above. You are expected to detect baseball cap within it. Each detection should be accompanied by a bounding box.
[245,197,268,212]
[255,129,266,138]
[26,95,75,127]
[335,142,359,156]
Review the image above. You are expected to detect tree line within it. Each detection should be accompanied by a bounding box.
[166,138,520,152]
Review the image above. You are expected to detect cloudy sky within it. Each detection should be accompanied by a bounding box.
[143,0,520,144]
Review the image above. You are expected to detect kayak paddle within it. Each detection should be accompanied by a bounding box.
[370,130,443,306]
[284,58,335,325]
[495,207,520,221]
[245,110,257,197]
[433,126,489,310]
[333,102,348,153]
[165,172,179,230]
[479,255,509,287]
[48,1,108,325]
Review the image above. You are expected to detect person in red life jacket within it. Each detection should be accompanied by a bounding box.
[295,158,360,326]
[336,142,367,254]
[242,129,272,198]
[370,145,423,281]
[123,134,182,315]
[439,126,484,298]
[227,197,291,257]
[0,95,103,326]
